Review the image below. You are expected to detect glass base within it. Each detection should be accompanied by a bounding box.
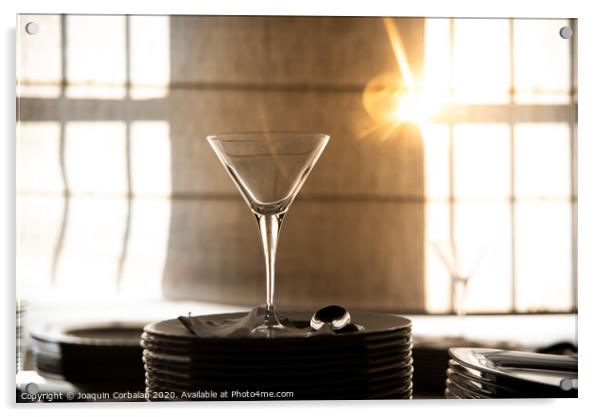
[250,322,286,337]
[245,306,311,337]
[178,306,311,338]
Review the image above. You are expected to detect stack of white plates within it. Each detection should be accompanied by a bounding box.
[445,348,577,399]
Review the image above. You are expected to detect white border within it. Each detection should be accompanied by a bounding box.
[2,1,601,417]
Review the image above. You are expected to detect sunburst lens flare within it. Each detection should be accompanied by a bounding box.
[362,72,441,135]
[359,17,445,139]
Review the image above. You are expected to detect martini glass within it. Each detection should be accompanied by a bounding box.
[207,132,329,335]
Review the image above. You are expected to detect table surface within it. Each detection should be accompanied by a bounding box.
[16,298,576,402]
[20,297,577,349]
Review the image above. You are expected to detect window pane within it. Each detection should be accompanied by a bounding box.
[54,197,127,293]
[455,202,512,312]
[424,18,451,102]
[119,199,171,298]
[515,202,572,312]
[515,123,571,199]
[425,202,452,313]
[422,123,450,199]
[17,122,64,193]
[18,15,62,98]
[453,124,511,199]
[17,195,65,291]
[453,19,511,104]
[129,16,170,99]
[65,122,128,194]
[130,121,172,195]
[513,19,571,104]
[66,16,127,98]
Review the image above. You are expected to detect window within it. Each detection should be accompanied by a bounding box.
[17,16,577,314]
[17,15,172,300]
[422,18,577,313]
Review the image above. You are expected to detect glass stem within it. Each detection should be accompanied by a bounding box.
[256,213,285,326]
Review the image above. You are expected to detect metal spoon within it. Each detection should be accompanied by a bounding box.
[310,305,351,331]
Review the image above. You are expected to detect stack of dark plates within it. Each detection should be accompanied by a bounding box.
[31,322,146,392]
[445,348,578,399]
[143,311,413,400]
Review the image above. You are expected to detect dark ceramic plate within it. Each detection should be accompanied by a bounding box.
[144,311,411,343]
[31,322,145,347]
[140,331,412,364]
[141,347,413,373]
[142,359,414,384]
[144,371,413,399]
[144,368,413,392]
[141,338,412,365]
[141,329,412,351]
[30,322,145,385]
[145,383,412,400]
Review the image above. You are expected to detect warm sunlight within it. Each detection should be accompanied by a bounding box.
[362,18,443,132]
[394,90,441,124]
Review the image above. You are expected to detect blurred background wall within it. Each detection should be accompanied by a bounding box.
[163,17,426,310]
[17,15,577,314]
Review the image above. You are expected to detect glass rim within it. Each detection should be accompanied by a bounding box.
[206,132,330,143]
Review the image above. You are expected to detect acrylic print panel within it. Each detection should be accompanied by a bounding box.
[16,14,577,401]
